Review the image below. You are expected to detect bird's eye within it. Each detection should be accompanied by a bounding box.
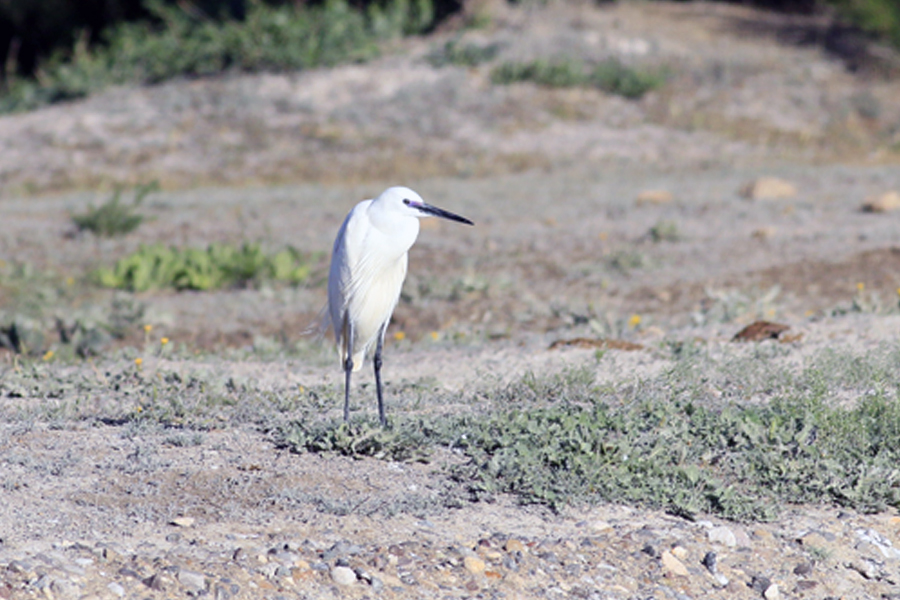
[402,199,411,206]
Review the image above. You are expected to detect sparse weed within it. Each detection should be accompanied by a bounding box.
[608,250,651,274]
[693,285,782,325]
[71,182,159,237]
[281,344,900,520]
[427,39,502,68]
[94,243,317,292]
[491,57,668,99]
[649,220,680,243]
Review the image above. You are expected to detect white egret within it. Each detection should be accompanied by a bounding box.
[327,186,474,426]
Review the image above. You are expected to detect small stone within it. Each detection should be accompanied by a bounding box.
[671,546,688,560]
[177,569,206,591]
[636,190,673,205]
[171,517,195,528]
[106,583,125,598]
[793,562,813,576]
[331,566,357,586]
[750,575,771,592]
[862,191,900,213]
[590,520,612,532]
[661,550,689,577]
[505,539,525,553]
[708,526,737,547]
[702,551,717,573]
[143,573,166,591]
[464,556,486,575]
[752,227,777,240]
[764,583,780,600]
[740,177,797,200]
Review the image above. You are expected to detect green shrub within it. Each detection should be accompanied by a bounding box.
[0,0,434,114]
[827,0,900,48]
[71,181,158,237]
[94,242,315,291]
[491,57,668,99]
[426,39,502,67]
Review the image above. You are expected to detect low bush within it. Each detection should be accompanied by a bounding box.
[94,242,315,291]
[490,57,668,99]
[0,0,434,114]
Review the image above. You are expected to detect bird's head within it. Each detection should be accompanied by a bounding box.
[376,186,474,225]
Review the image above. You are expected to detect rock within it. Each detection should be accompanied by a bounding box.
[106,583,125,598]
[861,191,900,213]
[702,551,718,573]
[505,539,525,553]
[464,556,486,575]
[331,566,357,586]
[589,520,612,532]
[177,569,206,591]
[752,226,777,240]
[143,573,165,591]
[740,177,797,200]
[764,583,780,600]
[708,526,737,547]
[661,550,689,576]
[793,562,813,576]
[636,190,673,205]
[733,321,789,342]
[671,545,688,560]
[170,517,195,528]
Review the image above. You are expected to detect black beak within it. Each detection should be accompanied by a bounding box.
[416,202,474,226]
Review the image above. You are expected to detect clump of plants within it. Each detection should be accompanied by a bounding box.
[0,0,434,114]
[426,39,502,67]
[94,242,316,292]
[71,181,159,237]
[281,346,900,521]
[491,57,669,99]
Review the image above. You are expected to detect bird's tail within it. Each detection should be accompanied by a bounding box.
[301,304,330,340]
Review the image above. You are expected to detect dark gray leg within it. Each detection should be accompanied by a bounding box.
[343,316,354,423]
[374,324,387,427]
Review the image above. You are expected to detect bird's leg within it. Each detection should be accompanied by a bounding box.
[374,324,387,427]
[343,315,354,424]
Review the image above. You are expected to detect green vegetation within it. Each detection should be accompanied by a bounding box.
[0,0,433,114]
[94,242,316,292]
[72,181,158,237]
[491,58,668,99]
[426,39,502,67]
[829,0,900,49]
[649,219,680,243]
[280,345,900,521]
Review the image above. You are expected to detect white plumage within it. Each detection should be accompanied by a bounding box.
[327,186,473,425]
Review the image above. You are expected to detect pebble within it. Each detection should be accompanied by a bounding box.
[861,191,900,213]
[763,582,780,600]
[504,539,525,553]
[740,177,797,200]
[331,566,357,586]
[171,517,195,528]
[106,582,124,597]
[636,190,673,205]
[464,556,486,575]
[177,568,206,590]
[661,550,689,577]
[708,526,737,547]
